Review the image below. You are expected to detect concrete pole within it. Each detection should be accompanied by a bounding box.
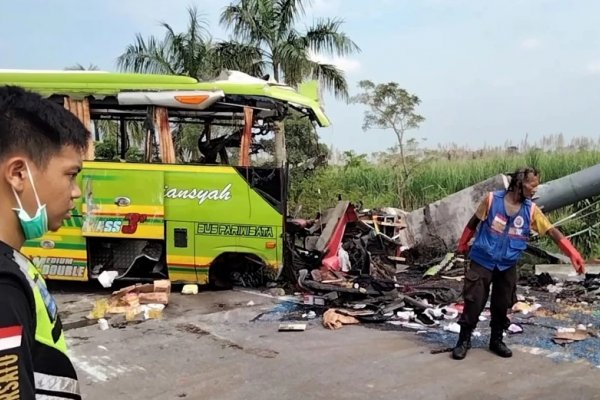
[534,163,600,213]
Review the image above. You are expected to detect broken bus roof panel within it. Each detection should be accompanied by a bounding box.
[0,70,330,127]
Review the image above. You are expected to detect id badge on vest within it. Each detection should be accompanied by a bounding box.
[491,213,507,233]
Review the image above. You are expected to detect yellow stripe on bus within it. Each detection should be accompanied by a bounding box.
[22,248,87,259]
[167,255,213,266]
[43,274,89,282]
[169,271,209,284]
[82,204,165,215]
[51,227,84,236]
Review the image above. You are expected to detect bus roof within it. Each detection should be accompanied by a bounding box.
[0,69,330,127]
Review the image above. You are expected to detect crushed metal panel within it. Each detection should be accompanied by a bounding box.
[314,201,358,271]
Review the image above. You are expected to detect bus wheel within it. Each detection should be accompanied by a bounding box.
[208,252,269,290]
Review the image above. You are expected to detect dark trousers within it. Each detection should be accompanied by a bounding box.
[458,261,518,331]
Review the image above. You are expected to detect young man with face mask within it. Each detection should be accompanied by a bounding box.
[0,86,90,399]
[452,167,586,360]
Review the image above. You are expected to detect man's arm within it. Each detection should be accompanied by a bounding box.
[531,207,586,274]
[456,196,488,254]
[0,276,36,399]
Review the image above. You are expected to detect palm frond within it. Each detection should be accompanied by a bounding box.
[276,38,311,86]
[213,41,267,78]
[220,2,261,43]
[308,61,349,100]
[275,0,307,37]
[305,17,361,56]
[116,33,177,75]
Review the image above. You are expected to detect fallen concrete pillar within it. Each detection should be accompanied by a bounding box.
[534,163,600,213]
[403,163,600,252]
[403,174,509,250]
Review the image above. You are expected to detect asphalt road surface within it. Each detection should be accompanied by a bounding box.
[52,285,600,400]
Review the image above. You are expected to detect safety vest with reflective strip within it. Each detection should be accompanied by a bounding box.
[469,190,535,271]
[0,242,81,399]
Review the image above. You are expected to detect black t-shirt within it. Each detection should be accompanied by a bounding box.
[0,266,36,399]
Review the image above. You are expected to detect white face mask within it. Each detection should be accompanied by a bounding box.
[12,162,49,240]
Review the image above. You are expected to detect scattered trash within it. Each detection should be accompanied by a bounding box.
[303,294,325,306]
[511,302,542,315]
[98,318,109,331]
[396,311,415,321]
[553,329,590,344]
[443,322,461,334]
[266,288,286,297]
[181,284,199,295]
[430,347,453,354]
[98,270,119,288]
[141,304,165,320]
[323,309,360,330]
[508,324,523,334]
[278,323,307,332]
[247,300,255,306]
[88,279,171,322]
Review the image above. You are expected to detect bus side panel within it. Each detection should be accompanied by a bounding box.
[165,221,196,283]
[164,167,243,283]
[22,216,89,281]
[80,164,165,240]
[239,168,284,277]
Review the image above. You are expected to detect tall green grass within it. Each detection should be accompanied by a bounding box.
[291,149,600,216]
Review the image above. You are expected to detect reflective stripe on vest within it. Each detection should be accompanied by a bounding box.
[12,251,68,352]
[35,372,81,397]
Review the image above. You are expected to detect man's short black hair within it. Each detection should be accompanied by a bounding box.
[0,85,90,167]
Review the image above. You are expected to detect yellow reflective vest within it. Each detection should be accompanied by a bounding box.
[0,242,81,399]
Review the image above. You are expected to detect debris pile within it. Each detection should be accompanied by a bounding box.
[277,198,600,366]
[89,279,171,326]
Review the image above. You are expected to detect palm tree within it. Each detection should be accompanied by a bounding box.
[116,5,264,80]
[219,0,361,100]
[220,0,360,166]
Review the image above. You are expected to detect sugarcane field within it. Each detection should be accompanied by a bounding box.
[3,1,600,400]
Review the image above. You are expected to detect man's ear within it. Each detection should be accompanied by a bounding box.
[3,157,28,192]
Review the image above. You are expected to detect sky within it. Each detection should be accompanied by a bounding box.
[2,0,600,155]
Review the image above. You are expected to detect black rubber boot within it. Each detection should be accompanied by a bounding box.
[452,326,473,360]
[489,328,512,358]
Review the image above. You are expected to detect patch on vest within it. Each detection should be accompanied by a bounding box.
[491,214,507,233]
[0,354,20,399]
[514,216,525,228]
